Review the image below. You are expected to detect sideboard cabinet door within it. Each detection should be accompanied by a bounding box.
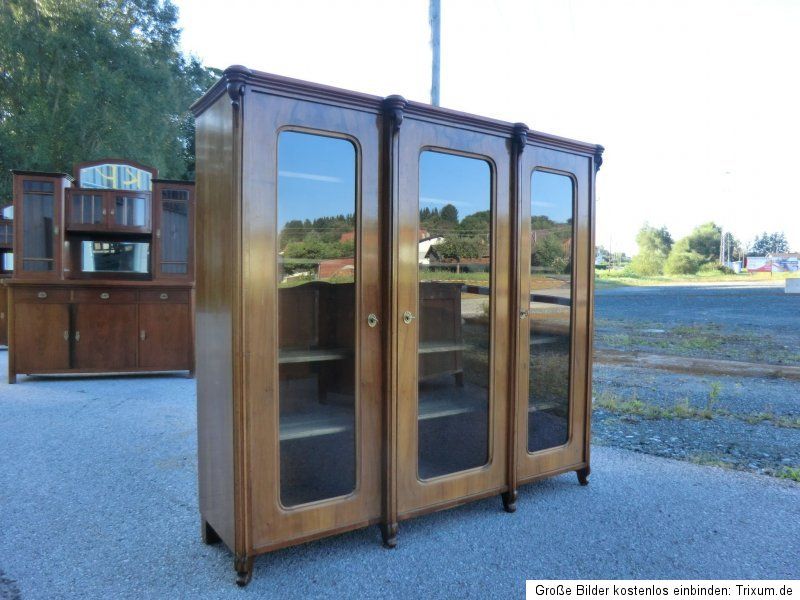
[73,303,138,370]
[138,299,191,369]
[13,302,70,372]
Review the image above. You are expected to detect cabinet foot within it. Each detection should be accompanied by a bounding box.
[201,518,221,545]
[380,522,398,548]
[8,374,16,384]
[501,490,517,513]
[234,556,253,587]
[577,466,590,486]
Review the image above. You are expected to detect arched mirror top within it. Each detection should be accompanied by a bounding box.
[74,159,157,191]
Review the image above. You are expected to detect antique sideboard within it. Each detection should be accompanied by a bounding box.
[3,160,195,381]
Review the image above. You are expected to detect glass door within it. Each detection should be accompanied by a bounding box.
[516,145,592,482]
[17,177,61,277]
[242,91,382,549]
[395,118,511,518]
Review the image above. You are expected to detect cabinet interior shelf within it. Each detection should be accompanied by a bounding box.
[418,341,468,355]
[280,395,487,442]
[278,348,351,364]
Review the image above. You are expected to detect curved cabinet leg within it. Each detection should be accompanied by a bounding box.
[235,556,253,587]
[577,466,590,486]
[201,518,221,545]
[501,489,517,513]
[380,522,398,549]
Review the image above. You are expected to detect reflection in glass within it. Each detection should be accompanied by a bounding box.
[417,151,491,479]
[79,163,152,191]
[528,171,573,452]
[160,190,189,275]
[115,195,149,227]
[80,241,150,274]
[22,180,55,272]
[70,194,104,226]
[277,131,357,507]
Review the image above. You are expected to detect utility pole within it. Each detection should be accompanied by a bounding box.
[429,0,441,106]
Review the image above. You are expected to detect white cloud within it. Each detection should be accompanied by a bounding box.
[278,171,343,183]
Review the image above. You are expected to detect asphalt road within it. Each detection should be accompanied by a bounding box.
[0,351,798,599]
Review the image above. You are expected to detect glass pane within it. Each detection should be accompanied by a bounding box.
[22,180,54,271]
[70,194,103,225]
[528,171,574,452]
[79,163,152,191]
[115,196,149,227]
[160,191,189,275]
[417,151,491,479]
[80,241,150,274]
[0,220,12,245]
[277,131,357,507]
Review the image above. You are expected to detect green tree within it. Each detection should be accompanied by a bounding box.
[685,222,722,261]
[0,0,219,200]
[629,224,672,276]
[532,233,569,273]
[664,238,704,275]
[435,236,484,261]
[749,231,789,255]
[440,203,459,224]
[457,210,490,235]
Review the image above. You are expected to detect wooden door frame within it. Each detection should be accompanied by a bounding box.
[391,115,512,521]
[240,88,383,554]
[514,145,594,487]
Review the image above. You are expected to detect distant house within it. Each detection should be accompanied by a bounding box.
[418,236,445,265]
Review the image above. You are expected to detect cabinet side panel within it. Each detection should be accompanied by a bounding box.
[195,97,237,549]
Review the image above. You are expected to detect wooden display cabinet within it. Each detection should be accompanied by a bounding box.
[193,66,603,585]
[4,160,195,381]
[0,213,11,346]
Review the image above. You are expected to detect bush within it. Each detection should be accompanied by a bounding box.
[664,250,704,275]
[628,252,665,276]
[698,263,734,275]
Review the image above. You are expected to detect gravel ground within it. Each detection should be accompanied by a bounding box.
[1,351,799,598]
[595,284,800,365]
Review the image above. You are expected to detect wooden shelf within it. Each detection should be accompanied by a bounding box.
[278,348,351,364]
[530,336,559,346]
[280,406,352,441]
[419,396,485,421]
[280,394,488,442]
[419,341,469,355]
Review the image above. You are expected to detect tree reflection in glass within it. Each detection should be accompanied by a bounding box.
[528,171,574,452]
[417,151,492,479]
[276,131,357,507]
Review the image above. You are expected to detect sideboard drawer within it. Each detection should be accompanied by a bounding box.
[73,289,137,304]
[139,289,190,304]
[14,288,71,303]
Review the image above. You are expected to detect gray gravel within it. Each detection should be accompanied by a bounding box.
[1,351,799,598]
[595,284,800,365]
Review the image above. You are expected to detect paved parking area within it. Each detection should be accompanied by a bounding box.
[0,351,798,598]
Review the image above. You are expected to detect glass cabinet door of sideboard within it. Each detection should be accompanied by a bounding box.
[276,130,358,508]
[20,179,57,273]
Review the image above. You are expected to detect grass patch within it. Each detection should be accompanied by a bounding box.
[593,391,718,420]
[688,452,736,470]
[595,269,795,287]
[777,467,800,482]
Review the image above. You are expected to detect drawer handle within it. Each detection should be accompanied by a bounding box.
[140,330,146,341]
[367,313,379,328]
[100,292,110,300]
[37,291,47,299]
[159,293,168,300]
[63,330,68,341]
[75,331,80,342]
